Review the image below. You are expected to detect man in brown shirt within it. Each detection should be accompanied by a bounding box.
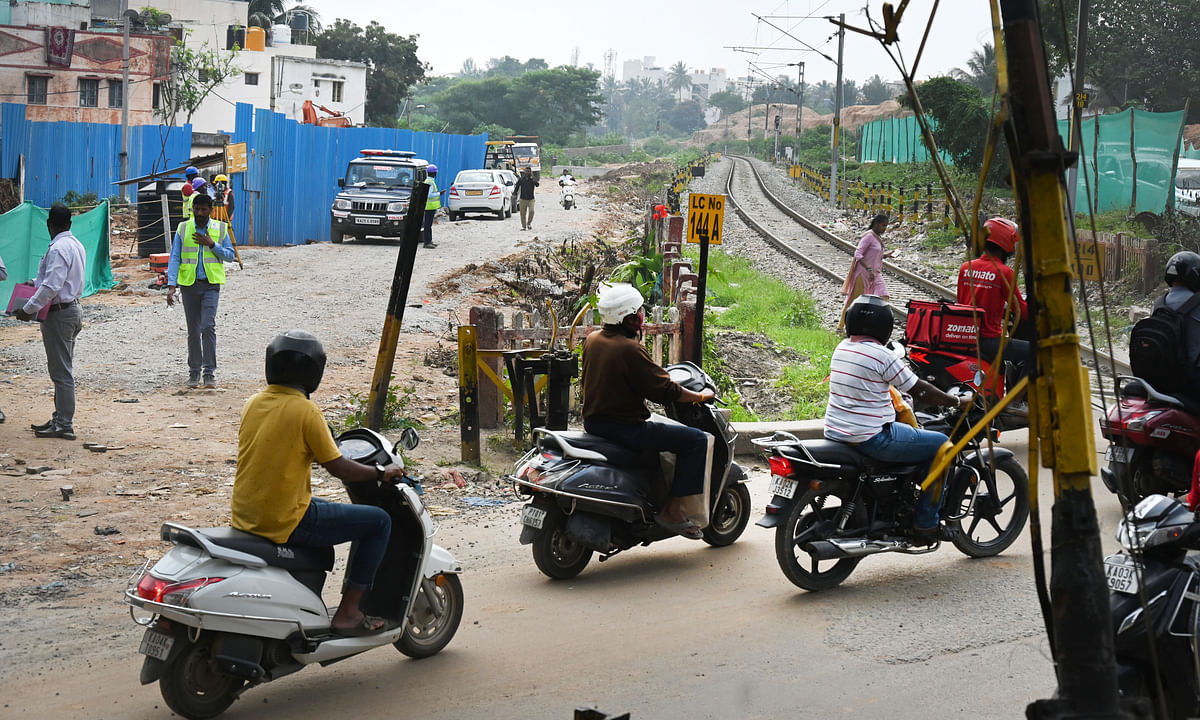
[581,283,714,539]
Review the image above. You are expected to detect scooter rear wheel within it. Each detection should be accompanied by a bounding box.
[702,482,751,547]
[159,635,243,720]
[531,510,592,579]
[395,573,464,659]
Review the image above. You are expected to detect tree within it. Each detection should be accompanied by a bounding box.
[459,58,481,78]
[910,75,1010,182]
[841,80,860,107]
[811,80,834,112]
[158,39,242,124]
[952,43,997,95]
[316,20,428,126]
[247,0,286,28]
[434,66,603,144]
[860,75,891,105]
[708,90,746,119]
[667,61,692,102]
[486,56,548,77]
[663,101,706,135]
[1040,0,1200,122]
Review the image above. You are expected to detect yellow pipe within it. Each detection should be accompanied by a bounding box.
[922,376,1029,490]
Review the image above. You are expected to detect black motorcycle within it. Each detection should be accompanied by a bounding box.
[753,391,1029,591]
[508,361,751,579]
[1108,494,1200,719]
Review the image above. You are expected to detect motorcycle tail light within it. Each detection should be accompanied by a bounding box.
[137,574,224,606]
[1126,410,1163,433]
[768,455,794,477]
[517,464,542,484]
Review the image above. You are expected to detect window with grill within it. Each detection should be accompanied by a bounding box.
[79,79,99,107]
[332,81,343,102]
[27,75,48,105]
[108,80,122,108]
[245,72,259,86]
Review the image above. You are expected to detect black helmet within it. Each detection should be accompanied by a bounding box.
[265,329,327,396]
[1165,251,1200,291]
[845,295,894,343]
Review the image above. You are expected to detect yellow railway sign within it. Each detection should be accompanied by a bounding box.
[687,193,724,245]
[1069,239,1104,282]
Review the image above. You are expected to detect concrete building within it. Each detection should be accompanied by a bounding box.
[0,0,366,134]
[0,1,171,124]
[622,56,666,87]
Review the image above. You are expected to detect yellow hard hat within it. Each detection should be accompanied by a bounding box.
[214,174,229,183]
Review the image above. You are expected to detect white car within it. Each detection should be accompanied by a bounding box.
[497,169,520,214]
[447,169,515,221]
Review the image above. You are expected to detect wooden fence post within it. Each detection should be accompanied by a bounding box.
[469,306,504,428]
[677,296,697,364]
[668,215,684,246]
[458,325,480,464]
[1141,239,1159,294]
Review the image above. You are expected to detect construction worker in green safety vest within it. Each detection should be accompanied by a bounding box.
[422,163,443,249]
[165,193,236,389]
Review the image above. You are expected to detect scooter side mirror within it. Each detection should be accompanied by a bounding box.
[974,370,986,387]
[397,427,420,453]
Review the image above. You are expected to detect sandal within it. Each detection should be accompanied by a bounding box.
[654,514,703,540]
[332,615,387,637]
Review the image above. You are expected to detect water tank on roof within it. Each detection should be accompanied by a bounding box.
[272,24,291,45]
[289,12,309,30]
[245,26,265,51]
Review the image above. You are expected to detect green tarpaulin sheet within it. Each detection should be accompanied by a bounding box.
[0,201,113,311]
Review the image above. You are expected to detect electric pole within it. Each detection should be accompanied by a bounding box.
[119,0,130,203]
[830,13,845,207]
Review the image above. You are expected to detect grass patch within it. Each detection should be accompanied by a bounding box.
[1076,209,1155,238]
[688,249,839,420]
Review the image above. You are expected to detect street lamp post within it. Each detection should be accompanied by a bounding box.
[407,103,425,129]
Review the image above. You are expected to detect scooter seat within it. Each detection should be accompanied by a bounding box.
[540,430,659,468]
[198,527,334,572]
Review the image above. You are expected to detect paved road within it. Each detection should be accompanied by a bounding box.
[2,433,1130,720]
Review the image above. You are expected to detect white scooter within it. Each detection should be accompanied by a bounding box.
[559,177,576,209]
[125,427,464,720]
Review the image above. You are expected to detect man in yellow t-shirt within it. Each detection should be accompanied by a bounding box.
[231,330,403,636]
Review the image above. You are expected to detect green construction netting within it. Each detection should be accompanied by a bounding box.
[0,201,114,310]
[1183,142,1200,161]
[857,115,951,164]
[1058,108,1187,214]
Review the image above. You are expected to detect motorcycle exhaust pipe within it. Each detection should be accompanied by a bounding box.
[804,538,909,560]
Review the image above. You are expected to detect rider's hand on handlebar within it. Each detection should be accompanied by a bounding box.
[694,389,716,405]
[956,393,973,412]
[381,463,405,484]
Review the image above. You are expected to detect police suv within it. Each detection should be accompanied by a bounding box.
[330,149,428,243]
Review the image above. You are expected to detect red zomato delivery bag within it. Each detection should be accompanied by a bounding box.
[904,300,982,351]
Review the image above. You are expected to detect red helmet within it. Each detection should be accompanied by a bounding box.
[983,218,1019,254]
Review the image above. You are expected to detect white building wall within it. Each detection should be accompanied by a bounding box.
[11,1,91,28]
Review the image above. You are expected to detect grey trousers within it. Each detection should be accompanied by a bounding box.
[180,280,221,376]
[41,302,82,426]
[519,198,535,228]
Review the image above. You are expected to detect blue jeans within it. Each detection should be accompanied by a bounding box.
[287,497,391,590]
[583,417,709,497]
[857,422,949,529]
[180,280,220,376]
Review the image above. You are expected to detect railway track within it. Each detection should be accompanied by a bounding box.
[720,154,1131,384]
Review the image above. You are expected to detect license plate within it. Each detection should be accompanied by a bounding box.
[521,505,547,529]
[1105,445,1132,463]
[465,189,483,196]
[355,217,381,225]
[138,628,175,660]
[769,475,798,499]
[1104,554,1140,595]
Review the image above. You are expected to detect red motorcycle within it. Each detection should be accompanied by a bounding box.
[1100,376,1200,504]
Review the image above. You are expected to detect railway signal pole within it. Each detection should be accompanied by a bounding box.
[829,14,845,207]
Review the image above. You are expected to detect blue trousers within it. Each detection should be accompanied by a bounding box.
[180,280,220,376]
[857,422,949,529]
[423,209,436,245]
[288,497,391,590]
[583,417,709,497]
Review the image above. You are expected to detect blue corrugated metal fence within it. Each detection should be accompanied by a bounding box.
[1,102,488,246]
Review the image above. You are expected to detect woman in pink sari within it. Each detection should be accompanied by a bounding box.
[838,214,895,332]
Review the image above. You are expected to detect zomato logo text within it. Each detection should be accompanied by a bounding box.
[946,324,977,335]
[964,269,996,281]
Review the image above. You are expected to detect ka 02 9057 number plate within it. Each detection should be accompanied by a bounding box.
[138,628,175,660]
[1104,553,1139,595]
[521,505,547,529]
[769,475,798,499]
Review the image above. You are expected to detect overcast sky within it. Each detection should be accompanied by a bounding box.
[299,0,995,89]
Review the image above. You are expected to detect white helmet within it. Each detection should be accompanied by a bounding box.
[597,282,644,325]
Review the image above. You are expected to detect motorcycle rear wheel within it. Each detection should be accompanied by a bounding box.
[395,573,464,659]
[531,510,593,579]
[775,488,863,591]
[159,635,244,720]
[948,457,1030,558]
[702,482,751,547]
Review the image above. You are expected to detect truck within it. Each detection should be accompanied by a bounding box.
[329,149,428,244]
[484,141,517,171]
[508,135,541,181]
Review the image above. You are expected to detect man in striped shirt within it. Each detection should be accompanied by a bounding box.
[825,296,971,539]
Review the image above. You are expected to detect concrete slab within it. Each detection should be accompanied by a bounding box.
[731,419,824,456]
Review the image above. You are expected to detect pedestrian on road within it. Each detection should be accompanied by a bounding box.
[13,204,86,440]
[422,164,442,249]
[515,167,539,230]
[0,251,7,423]
[838,213,894,333]
[166,193,236,389]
